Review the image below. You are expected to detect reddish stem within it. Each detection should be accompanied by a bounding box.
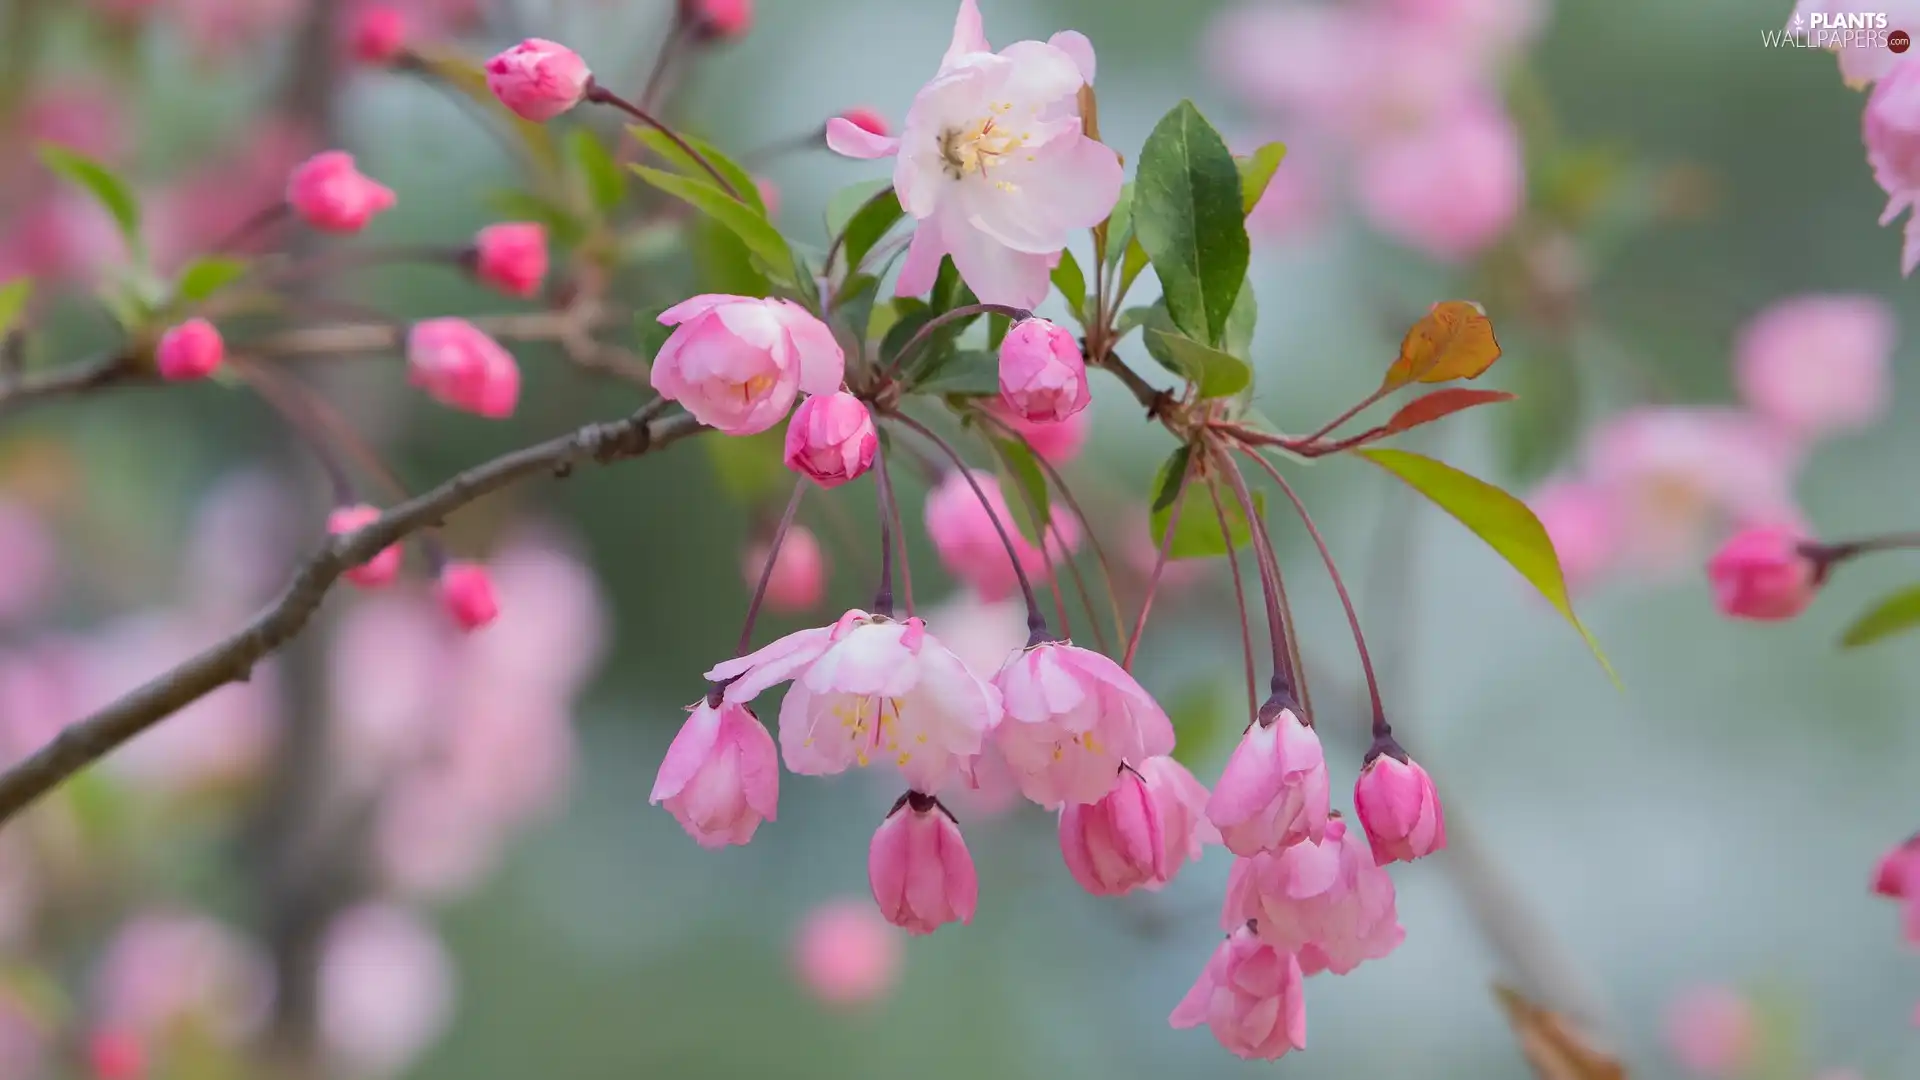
[739,480,809,653]
[1125,445,1194,669]
[1203,471,1260,721]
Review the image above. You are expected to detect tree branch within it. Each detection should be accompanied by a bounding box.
[0,404,703,827]
[0,352,144,419]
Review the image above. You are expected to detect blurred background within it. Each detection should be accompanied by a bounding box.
[0,0,1916,1077]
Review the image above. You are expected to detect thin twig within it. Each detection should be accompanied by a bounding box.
[1203,473,1259,721]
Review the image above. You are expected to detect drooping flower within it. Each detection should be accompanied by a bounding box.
[484,38,592,122]
[998,317,1090,422]
[792,899,903,1006]
[992,641,1176,807]
[743,526,828,613]
[1352,749,1446,864]
[924,469,1080,602]
[437,562,499,632]
[1206,705,1329,856]
[825,0,1122,307]
[329,504,403,589]
[706,609,999,794]
[650,294,845,436]
[650,698,779,848]
[867,792,978,934]
[1733,294,1894,437]
[1664,985,1758,1078]
[287,151,397,234]
[1864,58,1920,273]
[155,318,224,381]
[783,391,878,488]
[1058,755,1214,896]
[406,318,521,419]
[1223,816,1404,976]
[1169,925,1307,1061]
[471,222,549,299]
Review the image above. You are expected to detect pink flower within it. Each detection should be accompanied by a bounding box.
[1664,985,1758,1077]
[1352,751,1445,864]
[155,318,224,381]
[1796,0,1920,89]
[707,609,1000,794]
[867,792,978,935]
[1168,925,1307,1061]
[744,526,827,613]
[348,4,407,65]
[85,1030,144,1080]
[1223,817,1405,976]
[839,107,890,137]
[1871,833,1920,943]
[1734,295,1894,437]
[329,504,403,589]
[650,698,780,848]
[1206,706,1329,856]
[784,391,878,488]
[792,899,903,1006]
[1528,478,1620,594]
[484,38,592,122]
[406,317,521,418]
[981,397,1090,464]
[991,642,1176,806]
[827,0,1122,308]
[1058,755,1214,895]
[650,294,845,436]
[683,0,753,40]
[924,469,1081,602]
[1706,526,1819,621]
[317,904,453,1078]
[471,222,548,299]
[1864,59,1920,273]
[287,151,397,234]
[1355,100,1523,262]
[93,913,272,1044]
[437,562,499,631]
[998,318,1090,422]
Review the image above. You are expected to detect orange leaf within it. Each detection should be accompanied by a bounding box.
[1385,388,1517,434]
[1493,986,1628,1080]
[1383,300,1502,389]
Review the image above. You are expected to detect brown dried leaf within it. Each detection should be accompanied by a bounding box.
[1383,300,1502,389]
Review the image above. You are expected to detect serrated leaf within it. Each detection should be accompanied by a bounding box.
[630,127,763,214]
[1384,300,1502,389]
[174,256,249,304]
[38,143,140,250]
[568,128,626,213]
[838,186,904,274]
[704,428,788,501]
[1358,448,1614,681]
[1149,449,1259,560]
[1385,388,1517,434]
[913,349,1000,396]
[1146,329,1252,398]
[1236,143,1288,215]
[991,436,1052,545]
[1840,585,1920,648]
[1051,248,1088,326]
[1134,101,1249,347]
[631,165,793,285]
[0,279,32,340]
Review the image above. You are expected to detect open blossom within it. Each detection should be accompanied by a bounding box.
[1058,755,1214,895]
[1169,925,1307,1061]
[998,318,1089,422]
[792,899,902,1006]
[1355,100,1523,262]
[651,295,845,436]
[650,699,779,848]
[1864,58,1920,273]
[471,222,548,298]
[744,526,827,613]
[826,0,1122,307]
[484,38,592,122]
[329,504,403,589]
[868,793,977,934]
[981,396,1090,464]
[1352,750,1446,864]
[925,469,1081,602]
[156,318,224,381]
[992,642,1176,807]
[1872,833,1920,943]
[707,609,999,794]
[784,392,877,488]
[1224,816,1404,976]
[287,151,396,234]
[1206,707,1328,856]
[407,318,521,418]
[437,562,499,632]
[1706,526,1819,621]
[1734,295,1894,436]
[1665,985,1758,1078]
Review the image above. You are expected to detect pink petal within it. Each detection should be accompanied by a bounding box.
[658,293,736,326]
[649,702,723,803]
[1047,30,1096,84]
[895,222,947,298]
[825,118,902,160]
[942,0,991,69]
[734,711,781,821]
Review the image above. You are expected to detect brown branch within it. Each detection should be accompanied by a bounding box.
[0,352,145,419]
[0,404,703,827]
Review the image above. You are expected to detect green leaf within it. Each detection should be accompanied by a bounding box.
[1133,101,1249,347]
[1103,183,1134,269]
[1166,679,1238,768]
[704,428,789,501]
[487,188,588,248]
[1146,329,1252,398]
[568,129,626,213]
[691,219,771,297]
[173,256,249,304]
[913,349,1000,396]
[987,312,1011,350]
[634,305,675,360]
[1148,448,1259,560]
[38,143,140,251]
[834,272,881,352]
[991,437,1053,546]
[1224,286,1257,359]
[838,186,905,274]
[1357,448,1615,681]
[827,179,891,235]
[0,279,32,340]
[1840,585,1920,648]
[882,300,934,370]
[931,255,976,316]
[1150,444,1192,513]
[629,127,764,214]
[1051,248,1088,326]
[1236,143,1288,215]
[631,165,794,285]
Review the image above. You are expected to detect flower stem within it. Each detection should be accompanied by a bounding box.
[887,304,1031,377]
[584,81,741,199]
[872,436,904,617]
[1210,444,1299,712]
[208,202,291,256]
[739,480,808,653]
[639,14,692,111]
[1125,447,1193,670]
[1202,470,1260,721]
[230,359,355,506]
[1803,531,1920,576]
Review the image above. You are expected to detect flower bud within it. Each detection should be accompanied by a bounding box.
[155,319,224,381]
[1706,525,1818,621]
[328,504,402,589]
[287,151,397,234]
[1872,833,1920,944]
[1206,706,1329,856]
[347,4,407,65]
[406,318,521,419]
[743,526,827,613]
[650,698,779,848]
[682,0,752,40]
[783,392,877,488]
[436,562,498,632]
[868,793,976,935]
[471,223,548,299]
[1352,749,1445,864]
[484,38,592,122]
[997,318,1089,423]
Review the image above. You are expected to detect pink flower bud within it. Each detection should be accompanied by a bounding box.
[792,899,902,1007]
[682,0,752,40]
[1206,708,1329,856]
[1734,295,1894,438]
[484,38,592,123]
[651,698,779,848]
[997,318,1090,423]
[867,793,977,935]
[328,504,402,589]
[155,318,224,381]
[437,562,499,632]
[981,397,1091,465]
[406,318,521,419]
[347,4,407,65]
[783,392,877,489]
[1169,925,1307,1061]
[1352,751,1445,864]
[1059,757,1217,897]
[1222,817,1404,976]
[839,107,890,137]
[744,526,827,613]
[1872,834,1920,944]
[287,151,397,234]
[651,295,845,435]
[86,1030,145,1080]
[1664,985,1757,1078]
[471,222,548,299]
[1705,525,1818,621]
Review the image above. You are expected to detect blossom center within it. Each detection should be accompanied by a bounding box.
[936,103,1034,182]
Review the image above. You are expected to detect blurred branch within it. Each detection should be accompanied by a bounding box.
[0,352,145,419]
[0,402,703,828]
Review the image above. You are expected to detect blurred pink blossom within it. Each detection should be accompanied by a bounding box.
[318,903,455,1078]
[92,913,272,1045]
[744,526,828,614]
[0,496,60,627]
[791,899,903,1006]
[1663,985,1758,1078]
[1734,295,1894,438]
[169,0,311,57]
[150,119,317,271]
[1527,478,1620,593]
[1794,0,1920,88]
[1355,100,1524,262]
[925,469,1082,603]
[980,398,1091,465]
[1864,58,1920,273]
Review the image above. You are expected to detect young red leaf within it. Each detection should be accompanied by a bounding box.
[1385,388,1516,434]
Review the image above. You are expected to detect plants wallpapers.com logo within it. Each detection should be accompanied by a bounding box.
[1765,11,1913,52]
